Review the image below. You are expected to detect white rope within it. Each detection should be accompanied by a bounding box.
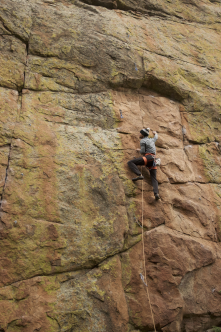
[141,167,157,332]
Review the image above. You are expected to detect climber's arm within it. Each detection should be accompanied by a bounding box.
[152,131,158,142]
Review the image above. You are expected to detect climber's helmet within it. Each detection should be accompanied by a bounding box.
[140,128,150,137]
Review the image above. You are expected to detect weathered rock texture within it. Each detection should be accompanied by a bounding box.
[0,0,221,331]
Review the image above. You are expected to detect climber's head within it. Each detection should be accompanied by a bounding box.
[140,128,150,138]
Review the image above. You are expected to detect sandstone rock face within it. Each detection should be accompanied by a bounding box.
[0,0,221,331]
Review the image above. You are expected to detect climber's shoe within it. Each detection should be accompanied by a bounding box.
[132,175,144,182]
[155,194,160,201]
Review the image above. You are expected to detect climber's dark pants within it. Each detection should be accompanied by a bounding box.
[149,169,158,196]
[127,157,159,196]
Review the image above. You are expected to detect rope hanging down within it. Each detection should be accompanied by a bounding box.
[141,167,157,332]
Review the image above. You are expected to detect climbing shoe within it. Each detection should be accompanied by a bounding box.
[132,175,144,182]
[155,194,160,201]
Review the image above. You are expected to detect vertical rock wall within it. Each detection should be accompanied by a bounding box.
[0,0,221,331]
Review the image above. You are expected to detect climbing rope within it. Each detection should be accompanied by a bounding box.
[141,167,157,332]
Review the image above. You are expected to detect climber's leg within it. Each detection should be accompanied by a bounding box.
[127,157,145,181]
[149,169,160,199]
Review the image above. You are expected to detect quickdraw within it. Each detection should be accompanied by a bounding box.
[140,273,148,287]
[134,217,142,228]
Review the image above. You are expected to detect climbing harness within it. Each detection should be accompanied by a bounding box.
[141,167,157,332]
[142,154,161,170]
[142,154,155,169]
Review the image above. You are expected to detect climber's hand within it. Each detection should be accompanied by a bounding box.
[136,148,140,152]
[152,131,157,135]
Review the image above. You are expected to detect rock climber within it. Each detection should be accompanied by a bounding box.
[127,128,160,200]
